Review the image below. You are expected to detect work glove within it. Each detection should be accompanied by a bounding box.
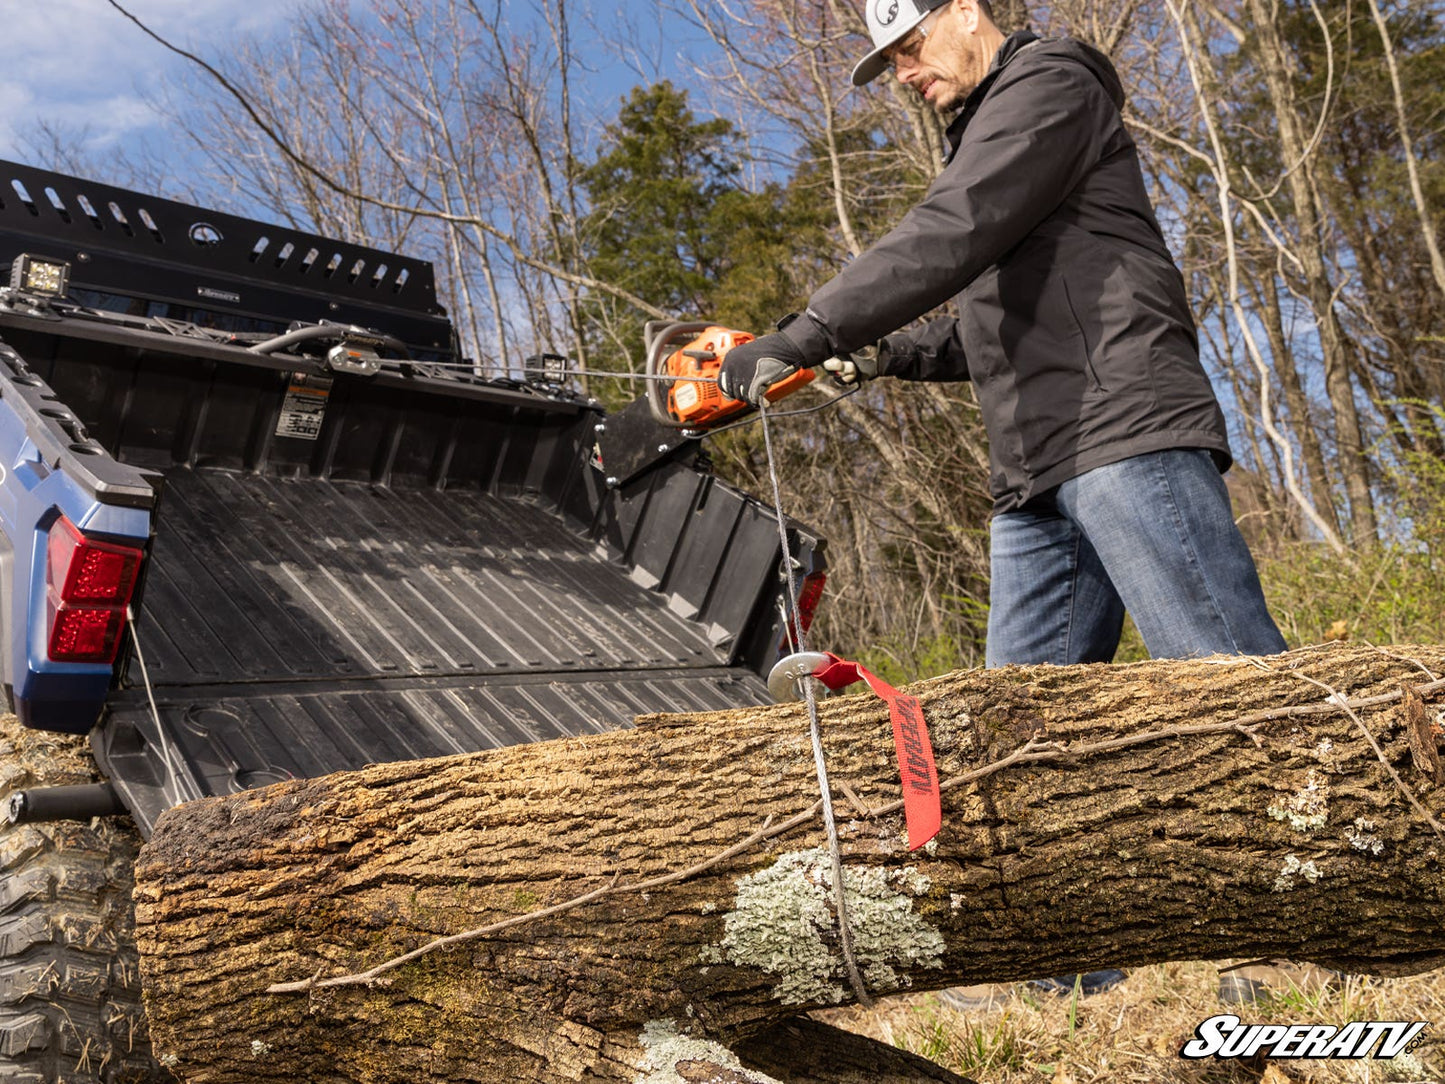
[822,344,883,386]
[717,331,811,406]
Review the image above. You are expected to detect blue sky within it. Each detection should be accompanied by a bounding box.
[0,0,307,165]
[0,1,698,180]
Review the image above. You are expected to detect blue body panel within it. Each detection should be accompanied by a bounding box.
[0,347,154,734]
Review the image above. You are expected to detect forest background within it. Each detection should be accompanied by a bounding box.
[24,0,1445,683]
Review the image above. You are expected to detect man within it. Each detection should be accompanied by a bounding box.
[718,0,1286,668]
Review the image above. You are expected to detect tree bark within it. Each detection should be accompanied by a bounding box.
[133,644,1445,1083]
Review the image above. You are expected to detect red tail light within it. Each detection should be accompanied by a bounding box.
[46,515,143,663]
[782,569,827,652]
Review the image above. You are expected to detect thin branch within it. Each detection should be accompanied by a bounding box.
[1279,666,1445,842]
[1365,644,1441,684]
[1363,0,1445,301]
[267,810,807,994]
[1161,0,1351,559]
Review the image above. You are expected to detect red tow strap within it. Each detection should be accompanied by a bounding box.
[809,652,942,851]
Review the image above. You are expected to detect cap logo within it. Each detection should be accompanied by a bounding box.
[875,0,900,26]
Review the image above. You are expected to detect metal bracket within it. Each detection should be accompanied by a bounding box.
[591,395,700,488]
[326,341,382,375]
[768,650,831,703]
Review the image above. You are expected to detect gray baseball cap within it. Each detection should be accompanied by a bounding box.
[852,0,951,86]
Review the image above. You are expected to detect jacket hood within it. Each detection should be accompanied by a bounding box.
[991,32,1125,108]
[1054,37,1125,110]
[947,33,1126,153]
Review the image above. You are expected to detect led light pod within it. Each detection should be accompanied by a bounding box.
[10,254,71,298]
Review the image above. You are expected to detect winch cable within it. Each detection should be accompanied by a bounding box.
[403,362,862,428]
[126,606,203,806]
[677,383,860,437]
[756,396,874,1008]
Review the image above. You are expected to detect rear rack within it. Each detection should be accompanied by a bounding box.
[0,160,455,361]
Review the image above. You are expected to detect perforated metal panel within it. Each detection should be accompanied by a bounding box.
[0,160,453,356]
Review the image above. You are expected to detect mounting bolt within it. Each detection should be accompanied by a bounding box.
[605,476,619,488]
[657,443,670,453]
[595,423,606,434]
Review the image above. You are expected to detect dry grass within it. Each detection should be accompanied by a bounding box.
[819,962,1445,1083]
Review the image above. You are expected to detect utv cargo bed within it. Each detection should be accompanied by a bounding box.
[0,160,823,836]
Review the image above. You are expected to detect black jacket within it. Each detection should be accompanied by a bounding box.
[781,31,1231,512]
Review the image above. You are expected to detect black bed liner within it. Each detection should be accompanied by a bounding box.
[96,465,778,835]
[130,467,739,683]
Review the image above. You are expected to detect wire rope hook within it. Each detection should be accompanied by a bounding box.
[756,398,875,1009]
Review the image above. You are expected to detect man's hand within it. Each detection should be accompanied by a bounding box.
[717,332,810,406]
[822,344,882,386]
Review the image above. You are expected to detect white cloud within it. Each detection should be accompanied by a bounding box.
[0,0,301,161]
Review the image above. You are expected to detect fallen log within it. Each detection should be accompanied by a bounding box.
[133,643,1445,1083]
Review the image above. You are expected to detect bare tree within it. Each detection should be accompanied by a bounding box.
[107,0,676,373]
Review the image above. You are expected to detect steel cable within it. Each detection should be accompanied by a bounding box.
[757,397,873,1008]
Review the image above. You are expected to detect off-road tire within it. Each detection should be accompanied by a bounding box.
[0,715,175,1083]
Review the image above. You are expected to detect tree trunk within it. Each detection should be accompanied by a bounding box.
[1240,0,1378,548]
[1252,266,1341,538]
[133,644,1445,1083]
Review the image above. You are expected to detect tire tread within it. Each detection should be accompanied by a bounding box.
[0,718,174,1084]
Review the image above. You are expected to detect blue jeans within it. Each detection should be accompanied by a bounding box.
[986,450,1286,666]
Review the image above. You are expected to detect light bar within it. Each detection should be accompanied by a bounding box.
[9,253,71,299]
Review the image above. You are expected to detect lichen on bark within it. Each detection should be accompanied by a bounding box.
[717,849,945,1004]
[635,1019,784,1084]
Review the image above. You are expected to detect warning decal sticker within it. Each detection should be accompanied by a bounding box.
[276,373,333,441]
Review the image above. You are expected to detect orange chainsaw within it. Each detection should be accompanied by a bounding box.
[644,320,816,430]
